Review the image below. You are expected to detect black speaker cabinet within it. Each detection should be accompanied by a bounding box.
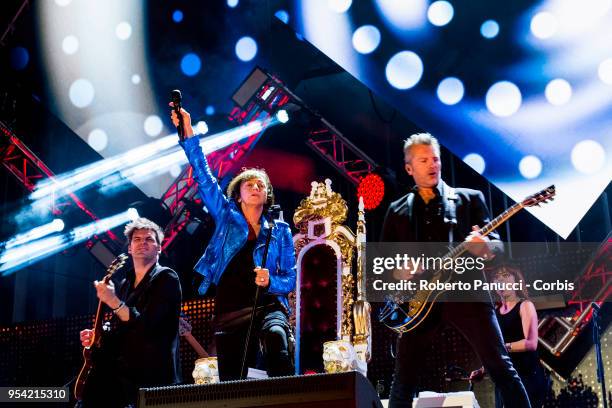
[137,372,382,408]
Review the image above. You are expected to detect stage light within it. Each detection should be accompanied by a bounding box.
[374,0,427,31]
[276,110,289,124]
[463,153,486,175]
[2,219,65,250]
[352,25,381,54]
[436,77,464,105]
[115,21,132,40]
[69,78,95,108]
[235,36,258,62]
[172,10,184,23]
[485,81,522,117]
[480,20,499,39]
[55,0,71,6]
[62,35,79,54]
[571,140,605,175]
[545,79,572,106]
[196,120,209,135]
[31,118,277,201]
[127,208,139,221]
[51,219,65,232]
[205,105,215,115]
[519,155,542,179]
[530,12,558,39]
[88,129,108,152]
[144,115,163,137]
[598,58,612,85]
[357,173,385,210]
[275,10,289,24]
[427,1,454,27]
[0,209,134,275]
[131,74,141,84]
[227,0,239,8]
[385,51,423,90]
[328,0,352,14]
[10,47,29,70]
[181,53,202,76]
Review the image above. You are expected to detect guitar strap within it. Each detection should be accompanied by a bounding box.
[443,184,457,244]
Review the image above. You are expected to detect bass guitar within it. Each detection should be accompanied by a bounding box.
[379,185,555,334]
[74,253,128,400]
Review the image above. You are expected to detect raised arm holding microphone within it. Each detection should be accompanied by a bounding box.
[170,100,296,380]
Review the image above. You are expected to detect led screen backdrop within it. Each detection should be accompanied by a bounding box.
[286,0,611,238]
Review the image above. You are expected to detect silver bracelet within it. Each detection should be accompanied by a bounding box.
[112,301,125,313]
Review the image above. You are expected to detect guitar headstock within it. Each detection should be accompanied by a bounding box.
[521,185,556,207]
[103,253,128,281]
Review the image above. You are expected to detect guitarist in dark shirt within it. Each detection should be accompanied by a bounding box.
[381,133,530,408]
[77,218,181,407]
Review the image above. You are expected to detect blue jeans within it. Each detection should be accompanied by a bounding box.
[389,302,531,408]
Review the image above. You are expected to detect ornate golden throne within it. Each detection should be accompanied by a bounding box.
[291,179,372,375]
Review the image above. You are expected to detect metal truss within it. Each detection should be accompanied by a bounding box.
[538,234,611,356]
[161,69,290,250]
[0,120,121,245]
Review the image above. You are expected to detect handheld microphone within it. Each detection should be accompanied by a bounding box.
[171,89,185,141]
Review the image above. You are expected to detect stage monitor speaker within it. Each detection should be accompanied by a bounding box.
[138,372,382,408]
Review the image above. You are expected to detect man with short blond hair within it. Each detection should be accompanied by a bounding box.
[382,133,530,407]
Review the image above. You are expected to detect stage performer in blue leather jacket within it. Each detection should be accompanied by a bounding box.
[171,103,296,380]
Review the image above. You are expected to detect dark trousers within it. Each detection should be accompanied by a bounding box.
[389,302,531,408]
[496,363,547,408]
[215,309,294,381]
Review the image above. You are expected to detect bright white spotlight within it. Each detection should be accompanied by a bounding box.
[519,155,542,179]
[196,120,209,135]
[127,208,139,221]
[69,79,95,108]
[480,20,499,39]
[88,129,108,152]
[571,140,605,174]
[485,81,522,117]
[144,115,163,137]
[530,12,558,39]
[352,25,381,54]
[385,51,423,90]
[463,153,486,174]
[131,74,141,84]
[62,35,79,55]
[51,218,65,232]
[598,58,612,85]
[276,109,289,124]
[374,0,427,31]
[235,37,258,62]
[2,219,65,250]
[1,210,135,275]
[437,77,464,105]
[545,79,572,106]
[328,0,352,13]
[55,0,72,6]
[115,22,132,40]
[169,164,182,178]
[427,1,454,27]
[227,0,239,7]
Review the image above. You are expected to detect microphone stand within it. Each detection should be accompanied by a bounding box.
[592,302,608,408]
[240,205,280,379]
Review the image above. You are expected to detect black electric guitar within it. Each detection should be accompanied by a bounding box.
[379,185,555,334]
[74,253,128,400]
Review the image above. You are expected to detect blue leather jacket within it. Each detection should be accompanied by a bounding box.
[180,137,297,312]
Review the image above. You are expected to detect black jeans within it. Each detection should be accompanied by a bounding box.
[215,309,294,381]
[389,302,531,408]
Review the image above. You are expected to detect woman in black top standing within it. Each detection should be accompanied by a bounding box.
[472,265,547,407]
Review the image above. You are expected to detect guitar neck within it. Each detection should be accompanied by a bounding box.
[448,202,524,260]
[182,332,209,358]
[91,275,112,346]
